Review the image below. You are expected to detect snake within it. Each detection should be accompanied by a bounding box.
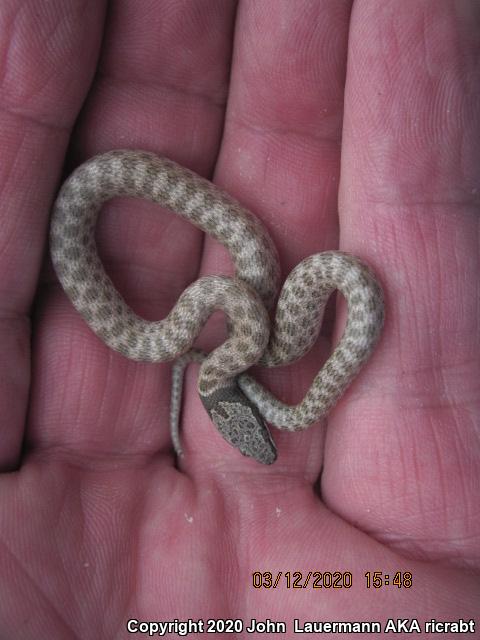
[50,149,384,465]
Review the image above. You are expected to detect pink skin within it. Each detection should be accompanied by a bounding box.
[0,1,479,637]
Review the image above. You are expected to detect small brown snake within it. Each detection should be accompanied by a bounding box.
[50,150,385,464]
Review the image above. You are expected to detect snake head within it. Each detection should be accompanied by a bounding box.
[201,386,277,465]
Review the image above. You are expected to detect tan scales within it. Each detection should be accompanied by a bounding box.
[50,150,385,464]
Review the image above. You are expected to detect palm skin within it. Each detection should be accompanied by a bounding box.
[0,1,479,638]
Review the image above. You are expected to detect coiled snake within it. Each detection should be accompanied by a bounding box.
[50,150,384,464]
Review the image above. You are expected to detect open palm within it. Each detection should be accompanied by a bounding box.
[1,1,479,638]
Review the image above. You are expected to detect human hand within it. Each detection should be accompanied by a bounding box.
[0,1,478,638]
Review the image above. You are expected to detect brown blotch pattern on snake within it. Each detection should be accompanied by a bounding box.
[50,150,384,465]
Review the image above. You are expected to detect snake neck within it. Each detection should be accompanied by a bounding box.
[200,384,277,465]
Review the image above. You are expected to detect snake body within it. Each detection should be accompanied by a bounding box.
[50,150,384,464]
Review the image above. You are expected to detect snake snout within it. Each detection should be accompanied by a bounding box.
[201,385,277,465]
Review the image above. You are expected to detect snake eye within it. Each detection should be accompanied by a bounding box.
[202,386,277,465]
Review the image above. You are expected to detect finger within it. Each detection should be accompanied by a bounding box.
[325,0,480,566]
[31,0,238,459]
[0,1,106,470]
[181,0,354,476]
